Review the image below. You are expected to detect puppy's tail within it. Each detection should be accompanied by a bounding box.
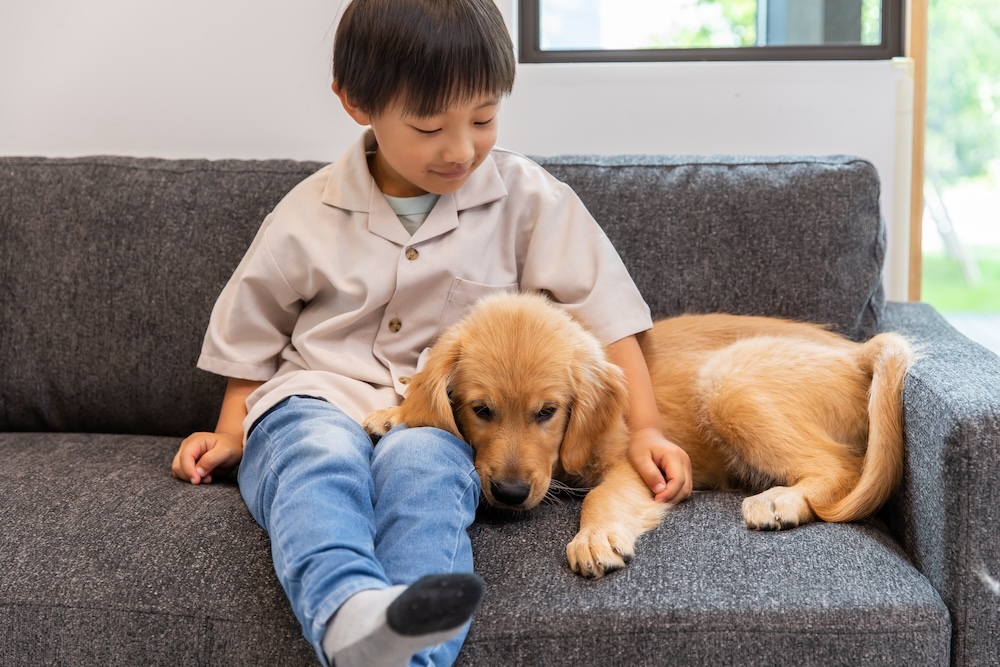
[812,332,914,523]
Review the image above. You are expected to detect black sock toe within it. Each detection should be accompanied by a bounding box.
[386,573,485,636]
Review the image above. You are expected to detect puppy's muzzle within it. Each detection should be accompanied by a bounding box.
[489,479,532,507]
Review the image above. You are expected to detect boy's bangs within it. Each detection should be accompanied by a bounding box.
[398,29,514,118]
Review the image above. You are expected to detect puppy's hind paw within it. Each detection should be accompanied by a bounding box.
[742,486,815,530]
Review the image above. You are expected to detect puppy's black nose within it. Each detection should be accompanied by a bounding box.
[490,479,531,506]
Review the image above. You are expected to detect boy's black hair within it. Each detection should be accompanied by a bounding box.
[333,0,515,118]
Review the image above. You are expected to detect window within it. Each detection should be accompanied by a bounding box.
[520,0,904,62]
[920,0,1000,354]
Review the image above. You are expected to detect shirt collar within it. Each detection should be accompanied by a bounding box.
[321,128,508,214]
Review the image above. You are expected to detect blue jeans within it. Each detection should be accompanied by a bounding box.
[238,396,481,666]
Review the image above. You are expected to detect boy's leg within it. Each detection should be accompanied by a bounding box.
[238,396,391,659]
[370,426,482,666]
[239,398,483,666]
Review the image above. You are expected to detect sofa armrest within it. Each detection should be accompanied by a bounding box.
[881,301,1000,667]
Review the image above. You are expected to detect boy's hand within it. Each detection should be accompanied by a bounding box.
[628,427,693,503]
[172,432,243,485]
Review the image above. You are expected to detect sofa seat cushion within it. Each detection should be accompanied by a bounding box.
[465,494,951,666]
[0,432,314,666]
[1,432,949,666]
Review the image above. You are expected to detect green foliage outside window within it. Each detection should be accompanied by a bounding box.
[925,0,1000,186]
[653,0,883,49]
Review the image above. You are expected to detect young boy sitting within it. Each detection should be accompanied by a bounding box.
[172,0,692,665]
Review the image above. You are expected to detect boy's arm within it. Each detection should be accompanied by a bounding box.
[172,378,263,485]
[606,335,693,503]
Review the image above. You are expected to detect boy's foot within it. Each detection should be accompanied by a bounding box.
[323,572,484,667]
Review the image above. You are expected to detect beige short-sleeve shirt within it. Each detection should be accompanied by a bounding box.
[197,129,653,435]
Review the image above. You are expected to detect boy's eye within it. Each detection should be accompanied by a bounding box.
[475,116,496,127]
[412,127,440,135]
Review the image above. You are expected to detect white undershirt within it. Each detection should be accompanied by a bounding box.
[383,192,441,236]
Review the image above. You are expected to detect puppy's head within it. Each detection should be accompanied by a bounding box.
[403,293,629,510]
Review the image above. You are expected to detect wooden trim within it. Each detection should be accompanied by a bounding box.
[907,0,928,301]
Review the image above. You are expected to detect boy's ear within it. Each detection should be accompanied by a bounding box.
[332,82,371,126]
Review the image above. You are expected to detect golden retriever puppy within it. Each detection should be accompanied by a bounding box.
[364,292,914,576]
[364,292,667,578]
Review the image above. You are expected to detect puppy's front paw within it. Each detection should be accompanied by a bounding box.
[742,486,815,530]
[566,526,636,578]
[362,407,404,438]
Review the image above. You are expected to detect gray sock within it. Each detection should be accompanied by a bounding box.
[322,573,484,667]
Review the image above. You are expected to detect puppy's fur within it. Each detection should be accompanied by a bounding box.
[364,293,913,577]
[642,310,913,531]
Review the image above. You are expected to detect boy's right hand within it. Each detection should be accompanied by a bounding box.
[172,431,243,485]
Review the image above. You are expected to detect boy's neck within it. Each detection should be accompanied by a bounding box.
[367,151,430,198]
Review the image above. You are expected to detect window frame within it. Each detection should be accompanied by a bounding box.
[518,0,905,63]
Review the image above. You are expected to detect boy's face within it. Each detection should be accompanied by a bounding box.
[338,88,501,198]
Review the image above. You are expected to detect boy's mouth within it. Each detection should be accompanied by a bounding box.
[431,164,471,180]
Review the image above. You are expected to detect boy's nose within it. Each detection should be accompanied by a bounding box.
[442,136,474,165]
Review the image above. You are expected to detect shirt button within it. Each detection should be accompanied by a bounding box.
[399,376,411,385]
[388,317,402,333]
[405,248,419,261]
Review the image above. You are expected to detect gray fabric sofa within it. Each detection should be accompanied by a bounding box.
[1,154,997,667]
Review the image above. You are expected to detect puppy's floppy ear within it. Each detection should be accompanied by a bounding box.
[560,345,630,478]
[397,327,463,439]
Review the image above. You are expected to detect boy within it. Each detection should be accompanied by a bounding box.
[172,0,692,665]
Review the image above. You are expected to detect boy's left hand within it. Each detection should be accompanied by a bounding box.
[628,427,693,503]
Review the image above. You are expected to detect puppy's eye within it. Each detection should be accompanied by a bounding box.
[472,403,494,421]
[536,406,557,423]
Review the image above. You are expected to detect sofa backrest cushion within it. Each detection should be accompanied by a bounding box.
[0,155,885,436]
[535,155,885,331]
[0,157,320,435]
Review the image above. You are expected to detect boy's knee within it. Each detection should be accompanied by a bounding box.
[251,398,375,470]
[373,426,475,474]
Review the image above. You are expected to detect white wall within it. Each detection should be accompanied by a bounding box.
[0,0,350,160]
[0,0,913,298]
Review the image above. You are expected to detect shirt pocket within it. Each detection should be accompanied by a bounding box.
[432,278,518,341]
